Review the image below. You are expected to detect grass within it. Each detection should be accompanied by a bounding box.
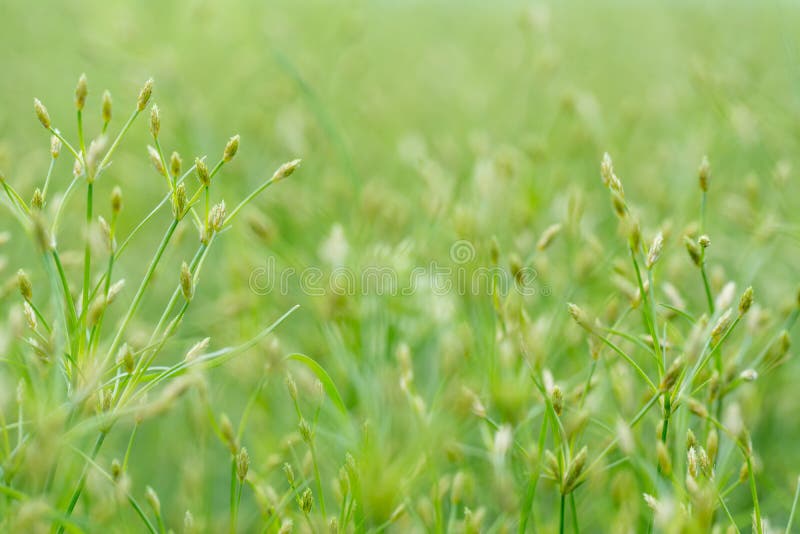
[2,1,800,532]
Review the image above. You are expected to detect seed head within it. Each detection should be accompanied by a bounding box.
[283,463,295,485]
[195,157,210,186]
[711,309,733,343]
[660,356,683,391]
[698,234,711,248]
[102,90,112,123]
[145,486,161,516]
[111,186,123,215]
[75,74,88,111]
[223,135,240,162]
[687,429,697,451]
[23,302,37,330]
[210,201,226,233]
[611,190,627,218]
[562,446,588,494]
[536,223,562,251]
[184,511,195,533]
[683,235,702,267]
[738,286,754,315]
[137,78,154,112]
[150,106,161,139]
[111,459,122,481]
[551,385,563,416]
[31,188,44,210]
[147,145,165,176]
[687,398,708,419]
[298,418,313,443]
[220,414,238,454]
[34,98,51,129]
[655,440,671,475]
[185,337,210,361]
[299,488,313,514]
[236,447,250,481]
[169,151,182,178]
[50,135,61,159]
[698,156,710,192]
[739,369,758,382]
[286,372,298,400]
[646,232,664,269]
[271,159,302,183]
[17,269,33,301]
[567,303,595,333]
[172,183,187,219]
[180,262,194,301]
[117,344,135,374]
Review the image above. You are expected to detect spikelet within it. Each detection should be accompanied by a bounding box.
[210,201,226,233]
[185,338,210,362]
[299,488,313,514]
[698,156,710,192]
[236,447,249,481]
[551,385,564,416]
[17,269,33,300]
[34,98,51,129]
[172,183,187,219]
[143,487,161,519]
[684,235,702,267]
[50,135,61,158]
[219,414,238,454]
[180,262,193,301]
[137,78,154,112]
[271,159,302,183]
[75,74,88,111]
[223,135,240,162]
[148,145,165,176]
[711,309,733,343]
[170,151,182,178]
[195,157,210,186]
[656,441,672,475]
[738,286,754,315]
[562,446,588,494]
[536,223,562,251]
[149,105,160,138]
[102,90,112,123]
[646,232,664,269]
[111,186,123,215]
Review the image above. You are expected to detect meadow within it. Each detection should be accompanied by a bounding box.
[2,1,800,532]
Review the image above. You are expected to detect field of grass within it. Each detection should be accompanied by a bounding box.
[2,1,800,532]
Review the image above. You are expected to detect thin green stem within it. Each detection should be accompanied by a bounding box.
[559,493,566,534]
[786,476,800,534]
[96,109,140,175]
[58,431,107,533]
[748,455,762,534]
[103,219,179,370]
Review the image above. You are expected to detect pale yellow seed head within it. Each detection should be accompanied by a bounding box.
[50,135,61,159]
[102,90,112,123]
[223,134,240,162]
[111,186,123,215]
[195,157,210,186]
[75,74,88,111]
[170,151,182,178]
[34,98,51,129]
[738,286,754,315]
[150,105,160,138]
[272,159,302,183]
[236,447,250,481]
[180,261,193,301]
[145,486,161,516]
[137,78,154,112]
[698,156,710,192]
[646,232,664,270]
[17,269,33,301]
[31,188,44,210]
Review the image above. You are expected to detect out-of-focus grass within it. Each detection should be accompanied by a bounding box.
[2,0,800,531]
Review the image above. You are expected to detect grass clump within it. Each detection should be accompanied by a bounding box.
[0,75,299,532]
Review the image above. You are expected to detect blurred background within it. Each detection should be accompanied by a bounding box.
[2,0,800,531]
